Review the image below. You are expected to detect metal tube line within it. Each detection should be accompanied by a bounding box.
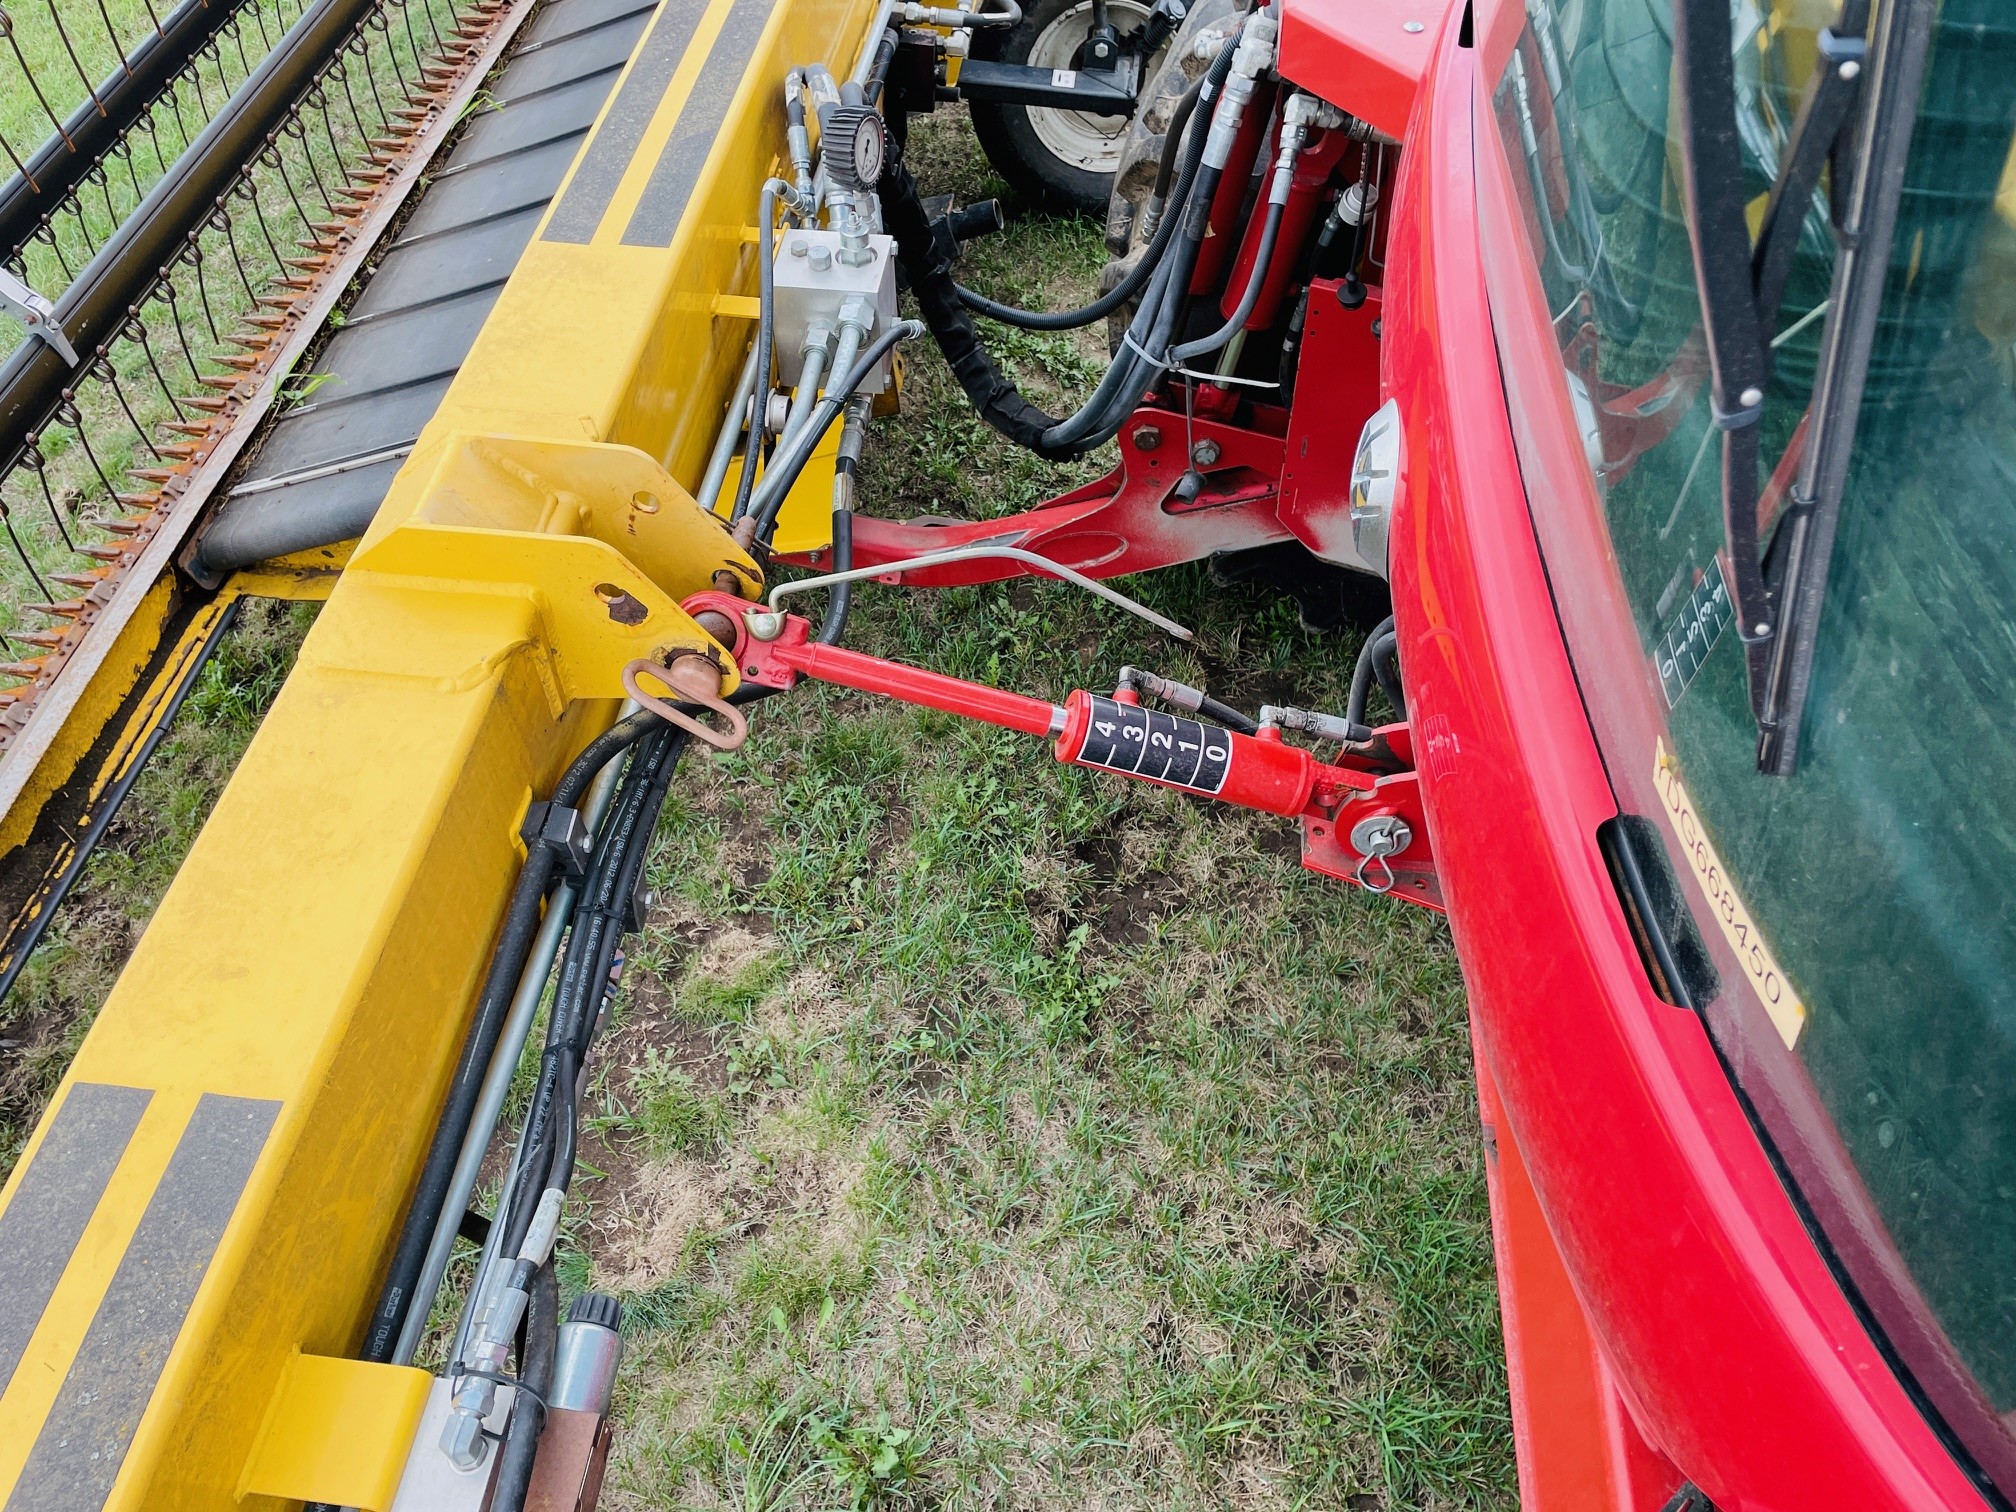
[396,721,633,1366]
[697,343,762,510]
[766,544,1194,640]
[780,331,834,448]
[849,0,901,85]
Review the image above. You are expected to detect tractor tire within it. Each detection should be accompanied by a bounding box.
[969,0,1163,216]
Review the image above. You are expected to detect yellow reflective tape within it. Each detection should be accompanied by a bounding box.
[1653,739,1806,1047]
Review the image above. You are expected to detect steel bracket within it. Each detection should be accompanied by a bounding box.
[346,433,764,702]
[0,266,78,366]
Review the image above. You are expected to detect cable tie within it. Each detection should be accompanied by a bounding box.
[1172,365,1280,389]
[1121,328,1171,372]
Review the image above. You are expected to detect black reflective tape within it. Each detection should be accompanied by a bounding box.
[1072,696,1231,795]
[542,0,715,243]
[6,1094,280,1512]
[621,0,772,246]
[0,1084,152,1400]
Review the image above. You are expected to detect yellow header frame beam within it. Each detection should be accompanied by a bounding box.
[0,0,880,1503]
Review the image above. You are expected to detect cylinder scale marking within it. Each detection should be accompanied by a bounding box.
[1063,695,1233,793]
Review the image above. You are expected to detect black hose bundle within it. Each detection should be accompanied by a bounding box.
[954,67,1209,332]
[889,23,1242,461]
[878,151,1074,459]
[356,707,666,1366]
[502,725,688,1261]
[477,725,688,1512]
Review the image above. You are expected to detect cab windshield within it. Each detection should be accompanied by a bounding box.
[1483,0,2016,1486]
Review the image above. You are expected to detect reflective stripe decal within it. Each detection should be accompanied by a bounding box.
[621,0,770,246]
[5,1093,279,1512]
[542,0,715,243]
[0,1083,152,1400]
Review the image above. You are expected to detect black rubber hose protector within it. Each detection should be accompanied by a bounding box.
[878,154,1072,459]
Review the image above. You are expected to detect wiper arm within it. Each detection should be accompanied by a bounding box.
[1673,0,1933,775]
[1753,0,1936,775]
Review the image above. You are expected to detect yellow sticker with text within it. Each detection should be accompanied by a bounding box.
[1653,739,1806,1048]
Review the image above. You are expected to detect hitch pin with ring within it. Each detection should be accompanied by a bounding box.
[1348,813,1412,894]
[622,653,750,751]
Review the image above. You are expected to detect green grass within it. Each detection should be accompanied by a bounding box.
[558,116,1512,1511]
[0,95,1513,1511]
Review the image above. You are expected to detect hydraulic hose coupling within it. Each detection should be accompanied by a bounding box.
[784,70,817,212]
[1274,91,1343,201]
[1201,13,1276,171]
[1259,703,1373,746]
[441,1187,567,1467]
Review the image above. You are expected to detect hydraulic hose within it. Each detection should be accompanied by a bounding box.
[487,1262,558,1512]
[446,686,774,1384]
[1371,633,1406,721]
[498,717,689,1269]
[892,25,1246,458]
[1151,70,1208,214]
[953,64,1213,332]
[1169,196,1286,364]
[1030,29,1247,452]
[356,706,661,1366]
[1199,693,1261,735]
[749,319,924,543]
[820,502,855,644]
[817,397,869,645]
[1347,616,1396,728]
[730,179,791,525]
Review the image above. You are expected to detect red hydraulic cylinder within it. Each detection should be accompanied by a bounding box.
[775,640,1062,737]
[1221,127,1351,330]
[1053,691,1318,815]
[1190,79,1278,297]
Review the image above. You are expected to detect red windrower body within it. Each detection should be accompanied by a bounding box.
[695,0,1986,1497]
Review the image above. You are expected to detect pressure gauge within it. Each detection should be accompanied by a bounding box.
[825,105,887,192]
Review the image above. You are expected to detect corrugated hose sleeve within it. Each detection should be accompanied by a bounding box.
[878,155,1076,460]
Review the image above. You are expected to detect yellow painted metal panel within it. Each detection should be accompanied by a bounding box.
[238,1353,432,1510]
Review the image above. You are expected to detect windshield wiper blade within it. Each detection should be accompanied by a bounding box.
[1673,0,1932,775]
[1753,0,1936,775]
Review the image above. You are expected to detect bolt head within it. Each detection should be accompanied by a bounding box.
[1739,385,1764,408]
[1132,424,1162,451]
[1191,438,1222,467]
[1403,19,1425,31]
[744,608,784,642]
[788,237,808,257]
[1754,621,1770,636]
[1839,58,1860,79]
